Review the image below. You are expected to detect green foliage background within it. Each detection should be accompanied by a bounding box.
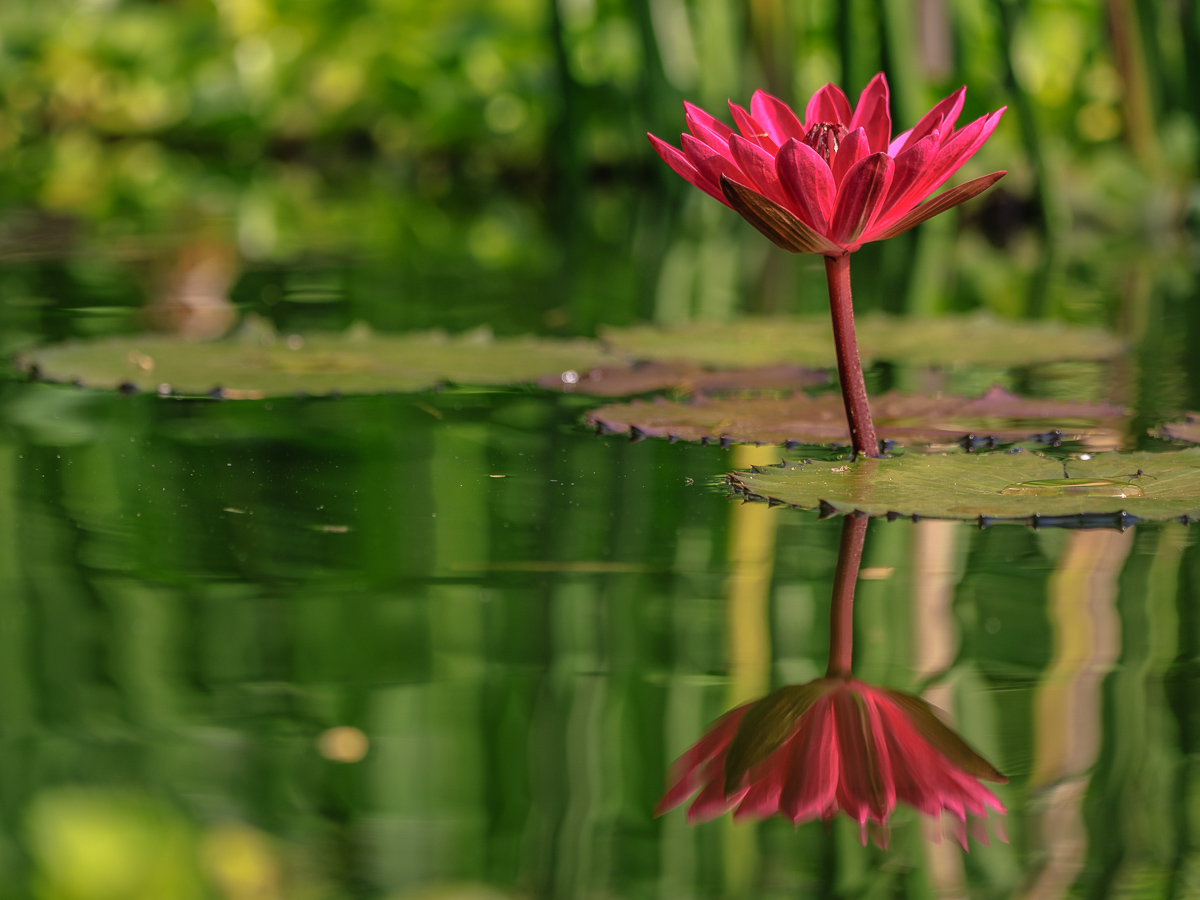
[0,0,1197,340]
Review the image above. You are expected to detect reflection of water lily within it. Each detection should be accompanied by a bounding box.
[656,677,1007,846]
[648,76,1005,255]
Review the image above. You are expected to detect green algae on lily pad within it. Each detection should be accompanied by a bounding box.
[728,448,1200,523]
[1158,414,1200,444]
[600,313,1125,369]
[589,386,1127,449]
[16,323,623,397]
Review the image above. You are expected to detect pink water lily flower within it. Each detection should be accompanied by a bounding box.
[647,76,1006,457]
[656,677,1008,848]
[648,74,1006,255]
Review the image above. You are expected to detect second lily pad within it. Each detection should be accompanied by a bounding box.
[16,324,624,397]
[588,387,1127,448]
[729,448,1200,523]
[601,313,1126,369]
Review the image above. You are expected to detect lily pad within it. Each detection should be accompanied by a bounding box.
[588,387,1127,448]
[728,448,1200,523]
[15,324,624,397]
[1158,414,1200,444]
[601,313,1125,369]
[536,361,827,396]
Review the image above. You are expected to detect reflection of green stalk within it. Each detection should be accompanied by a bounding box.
[824,255,879,458]
[827,515,868,678]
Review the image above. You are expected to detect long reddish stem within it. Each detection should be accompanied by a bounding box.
[826,514,868,678]
[824,254,879,458]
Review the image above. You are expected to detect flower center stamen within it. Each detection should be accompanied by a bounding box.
[803,122,848,165]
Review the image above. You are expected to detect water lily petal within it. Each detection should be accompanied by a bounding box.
[655,704,751,815]
[780,696,839,822]
[920,108,1006,195]
[723,681,835,794]
[878,128,941,218]
[864,171,1006,241]
[682,133,746,193]
[729,102,779,153]
[832,689,895,824]
[685,123,736,165]
[805,83,853,126]
[868,108,1004,234]
[751,89,807,145]
[878,689,1009,783]
[648,133,729,205]
[829,152,894,245]
[776,138,836,232]
[894,85,966,155]
[872,698,964,816]
[872,692,1006,822]
[685,101,734,144]
[733,745,788,819]
[687,754,749,823]
[720,177,841,254]
[887,127,912,157]
[651,82,1003,256]
[849,72,891,152]
[729,135,791,207]
[831,127,869,187]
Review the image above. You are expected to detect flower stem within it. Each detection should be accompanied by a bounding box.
[823,254,880,458]
[826,514,868,678]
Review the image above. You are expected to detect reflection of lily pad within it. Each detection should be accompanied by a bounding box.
[729,449,1200,523]
[16,325,623,397]
[1158,414,1200,444]
[601,313,1125,369]
[588,387,1127,448]
[536,361,827,396]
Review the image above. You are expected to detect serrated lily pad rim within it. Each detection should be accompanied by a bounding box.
[586,387,1128,449]
[14,330,625,398]
[726,448,1200,525]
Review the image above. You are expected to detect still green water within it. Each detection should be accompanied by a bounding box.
[1,368,1199,899]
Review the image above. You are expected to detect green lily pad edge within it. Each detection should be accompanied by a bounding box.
[14,321,623,398]
[602,312,1126,369]
[729,447,1200,526]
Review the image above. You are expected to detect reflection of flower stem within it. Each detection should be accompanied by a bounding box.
[827,514,869,677]
[824,255,879,458]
